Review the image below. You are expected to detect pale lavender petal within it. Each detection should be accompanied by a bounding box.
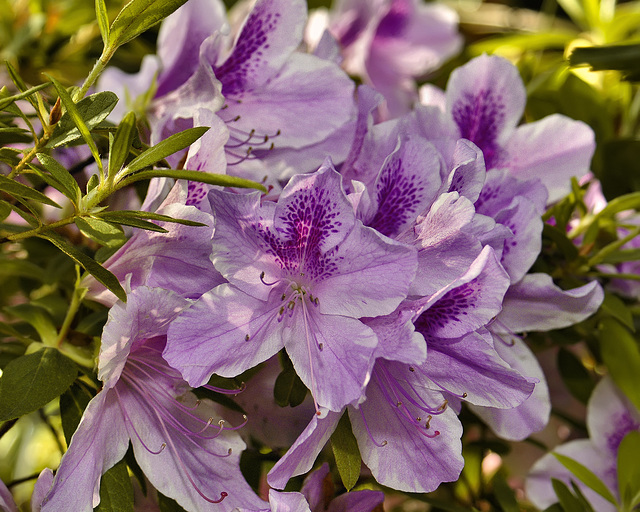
[418,83,446,111]
[328,490,385,512]
[350,364,463,492]
[165,284,285,387]
[156,0,227,96]
[214,0,307,95]
[469,335,550,440]
[500,114,596,203]
[98,287,189,387]
[446,55,526,168]
[300,462,330,510]
[526,440,617,512]
[314,225,417,318]
[221,52,355,150]
[0,479,17,512]
[446,139,486,203]
[268,410,342,489]
[419,330,535,408]
[364,306,427,363]
[31,468,53,512]
[587,376,640,456]
[284,308,378,411]
[475,168,547,217]
[40,392,130,512]
[267,490,311,512]
[496,274,604,332]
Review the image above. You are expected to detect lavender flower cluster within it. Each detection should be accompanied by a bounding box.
[4,0,609,510]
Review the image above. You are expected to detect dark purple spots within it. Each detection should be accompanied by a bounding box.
[452,89,504,169]
[186,182,208,206]
[252,187,343,280]
[414,282,477,336]
[369,157,424,238]
[375,0,410,38]
[214,0,280,96]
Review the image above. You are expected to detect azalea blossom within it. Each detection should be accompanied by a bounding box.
[40,287,265,512]
[165,162,417,412]
[526,377,640,511]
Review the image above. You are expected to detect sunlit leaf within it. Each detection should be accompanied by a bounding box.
[37,153,82,206]
[0,174,61,208]
[108,111,137,178]
[96,0,110,45]
[553,453,618,505]
[60,382,94,444]
[75,216,127,248]
[331,411,361,491]
[94,459,135,512]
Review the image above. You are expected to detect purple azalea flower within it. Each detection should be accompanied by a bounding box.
[40,287,265,512]
[526,377,640,511]
[165,162,417,412]
[84,181,224,307]
[416,54,595,203]
[268,246,535,493]
[309,0,461,117]
[0,469,52,512]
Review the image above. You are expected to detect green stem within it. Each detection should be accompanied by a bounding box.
[73,46,116,102]
[56,281,86,348]
[0,216,75,243]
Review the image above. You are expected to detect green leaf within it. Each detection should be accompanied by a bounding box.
[46,76,106,177]
[108,111,137,178]
[75,216,127,247]
[96,213,168,233]
[552,452,618,505]
[570,44,640,81]
[0,82,51,111]
[600,292,634,330]
[617,430,640,510]
[551,478,586,512]
[158,493,188,512]
[273,367,308,407]
[108,0,190,49]
[3,304,58,346]
[95,0,110,45]
[570,481,596,512]
[331,411,361,491]
[47,91,118,148]
[121,127,209,175]
[0,174,61,208]
[99,210,206,227]
[599,317,640,413]
[121,169,267,192]
[60,382,95,444]
[38,233,126,302]
[0,200,12,222]
[37,153,82,206]
[557,348,594,405]
[94,459,135,512]
[0,347,78,421]
[492,473,519,512]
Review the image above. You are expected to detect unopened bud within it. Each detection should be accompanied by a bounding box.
[49,97,62,126]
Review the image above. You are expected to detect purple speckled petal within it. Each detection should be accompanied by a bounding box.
[40,392,130,512]
[284,307,378,411]
[446,55,526,169]
[164,284,286,387]
[469,335,549,440]
[496,274,604,332]
[214,0,306,96]
[349,361,463,492]
[268,409,342,489]
[420,330,535,408]
[156,0,227,96]
[415,245,510,339]
[500,114,596,203]
[526,440,617,512]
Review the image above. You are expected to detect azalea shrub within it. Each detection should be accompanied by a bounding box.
[1,0,640,511]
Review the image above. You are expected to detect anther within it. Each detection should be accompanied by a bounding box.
[409,366,415,372]
[245,334,250,341]
[318,343,323,351]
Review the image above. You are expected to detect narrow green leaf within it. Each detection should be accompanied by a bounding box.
[550,479,585,512]
[0,174,61,208]
[617,430,640,510]
[96,213,168,233]
[94,459,135,512]
[158,493,188,512]
[557,348,594,405]
[39,233,126,302]
[108,0,190,49]
[600,292,634,330]
[121,169,267,192]
[3,304,58,346]
[121,127,209,175]
[96,0,110,45]
[599,317,640,412]
[99,210,206,227]
[46,76,105,177]
[0,347,78,421]
[4,61,41,115]
[0,200,11,222]
[331,411,361,491]
[60,382,94,444]
[597,192,640,219]
[570,481,596,512]
[37,153,82,206]
[0,82,51,111]
[108,112,137,178]
[273,368,308,407]
[552,453,618,505]
[492,473,519,512]
[601,247,640,264]
[570,44,640,80]
[75,216,127,248]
